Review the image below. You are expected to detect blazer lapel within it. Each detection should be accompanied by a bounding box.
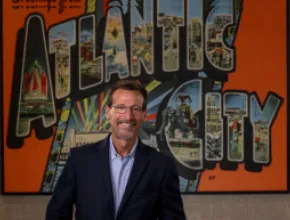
[91,136,115,219]
[116,140,150,218]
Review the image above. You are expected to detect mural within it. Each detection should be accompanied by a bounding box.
[1,0,288,194]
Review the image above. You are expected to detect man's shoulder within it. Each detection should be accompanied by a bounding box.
[70,138,107,156]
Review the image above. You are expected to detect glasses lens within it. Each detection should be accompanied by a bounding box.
[113,105,142,114]
[116,106,126,113]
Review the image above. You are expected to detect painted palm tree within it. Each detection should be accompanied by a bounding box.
[111,26,119,55]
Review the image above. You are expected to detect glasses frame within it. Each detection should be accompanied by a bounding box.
[110,105,143,114]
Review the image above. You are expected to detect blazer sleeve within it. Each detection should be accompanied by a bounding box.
[159,157,187,220]
[45,148,77,220]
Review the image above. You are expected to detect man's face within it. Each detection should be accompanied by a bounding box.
[105,89,147,140]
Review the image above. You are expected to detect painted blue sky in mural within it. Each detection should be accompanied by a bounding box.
[49,20,75,46]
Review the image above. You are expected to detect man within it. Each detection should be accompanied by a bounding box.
[45,79,186,220]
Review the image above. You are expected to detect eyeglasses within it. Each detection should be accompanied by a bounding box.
[111,105,143,114]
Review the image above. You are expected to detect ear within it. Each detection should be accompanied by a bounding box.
[105,105,111,120]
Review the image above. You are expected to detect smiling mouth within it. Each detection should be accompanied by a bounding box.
[118,122,137,126]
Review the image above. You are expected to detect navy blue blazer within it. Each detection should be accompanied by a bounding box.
[45,135,186,220]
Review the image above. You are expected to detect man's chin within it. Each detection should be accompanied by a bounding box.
[116,132,135,140]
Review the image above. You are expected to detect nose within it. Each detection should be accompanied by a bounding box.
[123,107,134,119]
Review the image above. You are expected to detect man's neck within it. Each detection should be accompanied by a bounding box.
[111,135,137,157]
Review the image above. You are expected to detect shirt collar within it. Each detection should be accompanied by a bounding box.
[109,135,138,159]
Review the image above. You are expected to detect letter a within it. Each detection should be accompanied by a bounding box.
[16,15,57,137]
